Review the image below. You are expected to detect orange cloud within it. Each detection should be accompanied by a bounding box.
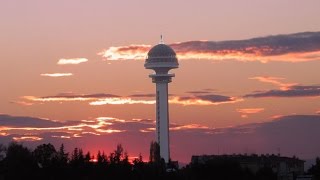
[99,45,320,62]
[12,136,43,141]
[98,44,151,60]
[0,132,8,136]
[271,115,284,119]
[249,76,297,90]
[96,117,125,123]
[237,108,265,114]
[95,129,125,133]
[40,73,73,77]
[139,124,210,133]
[11,101,34,106]
[237,108,265,118]
[139,129,153,133]
[21,93,242,106]
[245,85,320,98]
[52,135,71,139]
[57,58,88,65]
[169,96,243,106]
[170,124,209,131]
[0,116,125,139]
[23,96,93,102]
[98,32,320,62]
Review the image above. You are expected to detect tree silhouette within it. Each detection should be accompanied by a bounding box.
[0,144,5,160]
[57,143,68,166]
[84,151,91,163]
[71,147,79,162]
[97,150,108,166]
[70,147,85,168]
[133,153,144,167]
[78,148,85,164]
[309,157,320,180]
[111,144,124,164]
[33,143,57,168]
[3,142,36,179]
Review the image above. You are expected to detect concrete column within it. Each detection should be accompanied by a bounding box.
[156,82,170,163]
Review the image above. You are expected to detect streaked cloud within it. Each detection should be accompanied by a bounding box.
[40,73,73,77]
[57,58,88,65]
[237,108,265,114]
[90,98,155,105]
[52,135,71,139]
[185,90,212,94]
[169,94,243,106]
[0,114,126,141]
[139,123,210,132]
[22,93,119,103]
[94,129,124,133]
[10,101,34,106]
[271,114,284,119]
[0,114,212,142]
[237,108,265,118]
[170,124,209,131]
[0,132,9,136]
[12,136,43,141]
[2,114,320,162]
[245,85,320,98]
[129,93,155,98]
[19,92,242,106]
[0,114,63,128]
[249,76,297,90]
[98,44,151,60]
[99,32,320,62]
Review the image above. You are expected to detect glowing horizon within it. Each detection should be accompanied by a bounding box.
[1,0,320,163]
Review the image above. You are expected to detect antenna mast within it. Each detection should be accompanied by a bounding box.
[160,34,164,44]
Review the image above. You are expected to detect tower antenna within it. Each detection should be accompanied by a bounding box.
[160,34,164,44]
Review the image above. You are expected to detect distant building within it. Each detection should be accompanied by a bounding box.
[191,154,305,180]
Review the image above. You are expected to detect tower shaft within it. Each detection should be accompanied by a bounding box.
[155,82,170,162]
[145,42,179,164]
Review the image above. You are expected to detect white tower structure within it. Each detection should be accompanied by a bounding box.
[144,37,179,163]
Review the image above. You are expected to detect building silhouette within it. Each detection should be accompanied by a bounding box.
[192,154,305,180]
[144,37,179,163]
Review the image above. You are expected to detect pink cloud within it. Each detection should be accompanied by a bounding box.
[98,44,151,60]
[249,76,297,90]
[57,58,88,65]
[40,73,73,77]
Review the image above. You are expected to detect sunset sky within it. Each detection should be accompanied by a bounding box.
[1,0,320,163]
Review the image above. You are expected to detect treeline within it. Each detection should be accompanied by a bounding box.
[0,142,175,180]
[0,142,319,180]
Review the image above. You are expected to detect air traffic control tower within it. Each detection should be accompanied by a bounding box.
[144,37,179,163]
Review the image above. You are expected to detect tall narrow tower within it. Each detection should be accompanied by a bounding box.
[144,38,179,163]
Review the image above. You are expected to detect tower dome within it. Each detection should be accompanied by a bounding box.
[148,44,177,58]
[145,44,179,70]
